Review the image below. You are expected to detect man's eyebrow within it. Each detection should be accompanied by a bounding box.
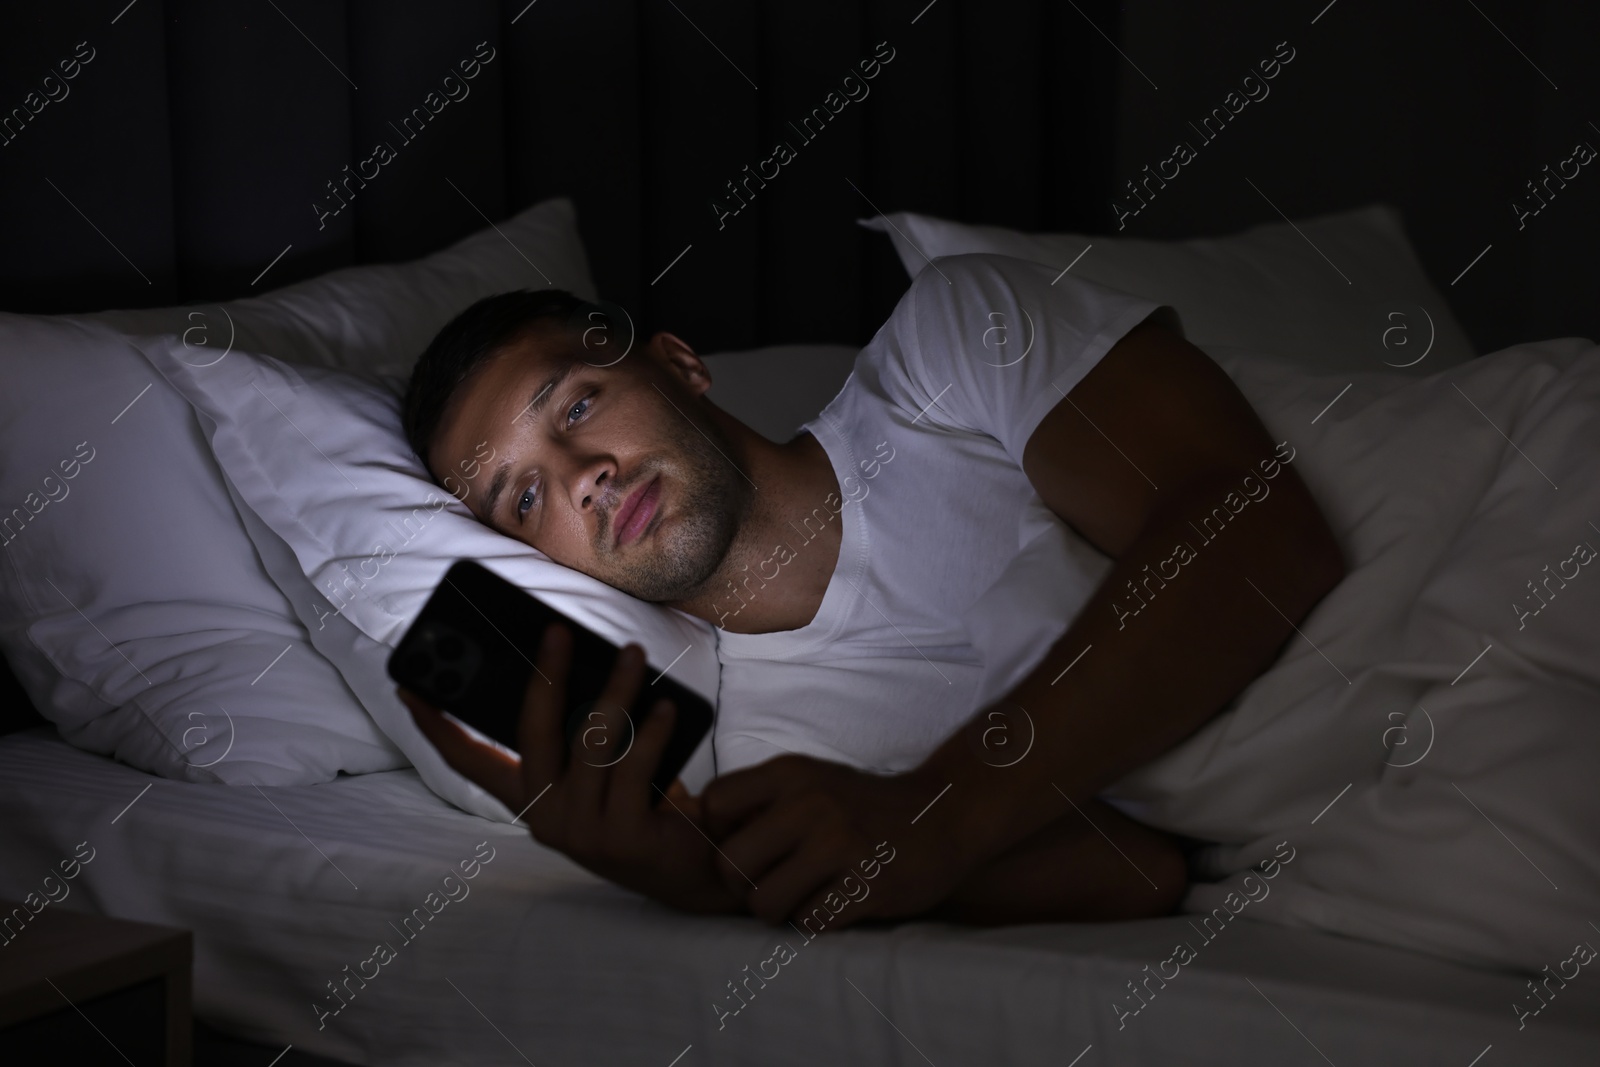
[513,361,578,426]
[480,361,580,519]
[482,460,514,522]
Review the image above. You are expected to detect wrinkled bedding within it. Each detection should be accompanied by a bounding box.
[4,728,1597,1066]
[1103,337,1600,973]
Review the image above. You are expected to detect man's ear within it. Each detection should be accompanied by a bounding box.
[648,331,713,397]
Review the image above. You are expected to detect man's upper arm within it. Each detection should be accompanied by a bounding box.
[1021,320,1291,559]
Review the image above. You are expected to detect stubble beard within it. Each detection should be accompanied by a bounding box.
[593,410,752,603]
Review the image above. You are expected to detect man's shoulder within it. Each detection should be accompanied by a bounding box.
[826,254,1050,434]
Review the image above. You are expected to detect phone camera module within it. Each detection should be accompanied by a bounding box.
[433,669,466,699]
[403,623,483,705]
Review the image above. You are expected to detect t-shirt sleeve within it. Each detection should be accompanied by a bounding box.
[874,252,1184,466]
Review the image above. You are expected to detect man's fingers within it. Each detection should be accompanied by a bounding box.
[400,687,523,812]
[599,641,649,709]
[701,755,800,838]
[661,776,696,816]
[715,799,813,893]
[750,841,842,926]
[792,873,872,932]
[519,623,570,792]
[653,779,711,830]
[609,699,675,818]
[565,643,645,817]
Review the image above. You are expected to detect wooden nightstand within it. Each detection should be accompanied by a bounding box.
[0,903,191,1066]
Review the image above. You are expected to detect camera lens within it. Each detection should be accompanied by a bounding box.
[435,633,466,661]
[434,669,464,697]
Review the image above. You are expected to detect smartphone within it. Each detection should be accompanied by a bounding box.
[387,559,713,800]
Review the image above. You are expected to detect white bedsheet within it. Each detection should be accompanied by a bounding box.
[1083,338,1600,977]
[2,729,1595,1066]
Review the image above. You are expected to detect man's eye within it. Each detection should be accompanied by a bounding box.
[516,484,538,519]
[566,396,591,425]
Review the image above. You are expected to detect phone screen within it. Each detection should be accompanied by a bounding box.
[387,559,713,798]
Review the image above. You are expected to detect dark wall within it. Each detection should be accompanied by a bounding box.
[1109,0,1599,355]
[6,2,1589,356]
[0,0,1121,354]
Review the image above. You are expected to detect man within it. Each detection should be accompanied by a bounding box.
[396,253,1346,930]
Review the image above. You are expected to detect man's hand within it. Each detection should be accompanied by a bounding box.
[701,754,976,928]
[398,623,743,916]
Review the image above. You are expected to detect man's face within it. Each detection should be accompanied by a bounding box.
[427,325,752,602]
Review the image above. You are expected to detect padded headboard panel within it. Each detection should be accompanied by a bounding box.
[1108,0,1599,355]
[0,0,1121,352]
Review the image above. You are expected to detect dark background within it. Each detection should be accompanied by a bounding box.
[5,1,1591,358]
[1107,0,1599,357]
[0,0,1123,354]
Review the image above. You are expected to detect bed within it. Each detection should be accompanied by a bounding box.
[5,728,1597,1066]
[4,2,1598,1065]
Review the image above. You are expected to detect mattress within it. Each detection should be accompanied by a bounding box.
[2,728,1594,1066]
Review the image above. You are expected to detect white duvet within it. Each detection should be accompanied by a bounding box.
[1094,337,1600,974]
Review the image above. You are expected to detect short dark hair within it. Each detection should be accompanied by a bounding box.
[401,288,589,468]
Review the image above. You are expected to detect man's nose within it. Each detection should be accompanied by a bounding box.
[570,457,617,513]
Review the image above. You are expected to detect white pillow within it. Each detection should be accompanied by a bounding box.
[859,203,1477,377]
[87,196,596,380]
[132,335,721,818]
[221,476,522,823]
[0,316,406,784]
[0,195,598,785]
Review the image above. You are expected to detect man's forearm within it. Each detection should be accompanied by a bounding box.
[932,798,1187,924]
[910,446,1345,870]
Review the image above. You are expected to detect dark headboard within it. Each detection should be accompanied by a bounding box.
[0,0,1121,350]
[0,0,1122,731]
[1104,0,1599,355]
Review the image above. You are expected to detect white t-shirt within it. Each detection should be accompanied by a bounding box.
[708,253,1182,780]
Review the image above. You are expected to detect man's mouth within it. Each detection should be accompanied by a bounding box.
[612,476,661,549]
